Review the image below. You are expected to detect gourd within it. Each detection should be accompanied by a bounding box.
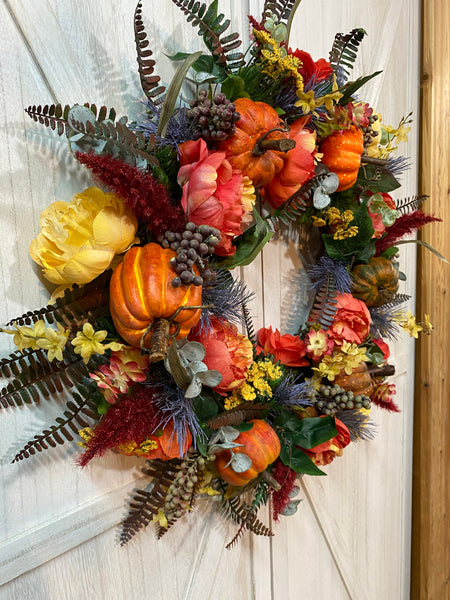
[109,243,202,361]
[335,362,374,398]
[219,98,296,188]
[351,256,399,307]
[319,126,364,191]
[215,419,281,486]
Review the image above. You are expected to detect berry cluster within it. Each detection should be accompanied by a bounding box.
[159,222,221,287]
[187,90,240,142]
[311,383,371,416]
[362,113,380,148]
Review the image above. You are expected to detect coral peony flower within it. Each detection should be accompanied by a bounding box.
[288,48,333,84]
[189,317,253,393]
[177,139,255,256]
[29,187,138,285]
[329,293,371,345]
[304,418,351,466]
[257,326,309,367]
[260,118,316,209]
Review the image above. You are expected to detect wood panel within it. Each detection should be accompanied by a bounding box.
[412,1,450,599]
[0,0,421,598]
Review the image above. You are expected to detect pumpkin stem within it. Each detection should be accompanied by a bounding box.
[143,317,171,362]
[169,303,214,321]
[252,127,296,156]
[368,363,396,379]
[360,155,389,167]
[261,470,282,491]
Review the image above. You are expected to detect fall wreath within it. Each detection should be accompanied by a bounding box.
[1,0,438,547]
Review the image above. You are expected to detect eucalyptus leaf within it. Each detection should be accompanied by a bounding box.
[185,378,202,399]
[220,425,241,443]
[68,104,96,130]
[179,341,206,362]
[281,498,302,517]
[230,452,252,473]
[196,369,223,387]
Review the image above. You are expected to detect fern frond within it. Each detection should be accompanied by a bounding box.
[221,496,273,548]
[7,273,111,328]
[329,28,367,87]
[120,460,180,545]
[206,402,270,430]
[134,2,166,103]
[70,117,158,166]
[395,194,428,215]
[307,272,338,328]
[24,104,71,136]
[268,172,331,227]
[11,394,99,462]
[262,0,297,22]
[171,0,244,72]
[0,345,101,410]
[242,303,256,345]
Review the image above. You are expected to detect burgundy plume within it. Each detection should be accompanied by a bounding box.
[78,385,162,467]
[75,152,185,237]
[271,460,298,521]
[375,210,441,255]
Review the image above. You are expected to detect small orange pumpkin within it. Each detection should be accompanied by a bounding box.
[117,421,192,460]
[219,98,291,188]
[351,256,399,307]
[215,419,281,486]
[335,362,373,397]
[110,243,202,356]
[319,126,364,191]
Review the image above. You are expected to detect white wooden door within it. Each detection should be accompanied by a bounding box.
[0,1,420,598]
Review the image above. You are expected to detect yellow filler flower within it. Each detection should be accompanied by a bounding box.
[29,186,138,286]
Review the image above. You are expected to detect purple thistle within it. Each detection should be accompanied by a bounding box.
[369,294,410,342]
[132,99,196,148]
[308,255,352,294]
[199,269,255,334]
[273,376,316,408]
[386,155,411,179]
[335,410,376,442]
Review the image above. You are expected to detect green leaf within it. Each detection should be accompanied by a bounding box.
[356,164,401,193]
[381,245,399,260]
[193,394,219,422]
[275,412,337,449]
[221,75,250,101]
[395,239,449,264]
[217,209,273,269]
[338,71,382,105]
[280,444,326,476]
[165,51,192,62]
[234,422,254,433]
[157,51,203,137]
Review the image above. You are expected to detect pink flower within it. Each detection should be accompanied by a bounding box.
[288,48,333,83]
[190,317,253,393]
[329,293,371,345]
[256,326,309,367]
[177,139,254,256]
[304,328,334,361]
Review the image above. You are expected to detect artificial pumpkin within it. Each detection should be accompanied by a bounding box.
[219,98,294,188]
[351,256,399,307]
[334,362,374,398]
[215,419,281,487]
[117,421,192,460]
[319,126,364,191]
[260,117,316,209]
[110,243,202,360]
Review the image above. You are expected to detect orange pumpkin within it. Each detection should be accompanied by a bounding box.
[351,256,399,307]
[219,98,291,188]
[319,126,364,191]
[117,421,192,460]
[110,243,202,356]
[215,419,281,486]
[335,362,373,397]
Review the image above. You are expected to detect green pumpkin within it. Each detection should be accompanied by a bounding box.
[351,257,399,307]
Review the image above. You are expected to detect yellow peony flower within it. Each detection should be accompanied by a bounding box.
[29,186,138,285]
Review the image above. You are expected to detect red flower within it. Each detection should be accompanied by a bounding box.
[372,338,390,361]
[256,326,309,367]
[329,293,371,345]
[177,139,254,256]
[304,418,351,466]
[190,317,253,393]
[288,48,333,83]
